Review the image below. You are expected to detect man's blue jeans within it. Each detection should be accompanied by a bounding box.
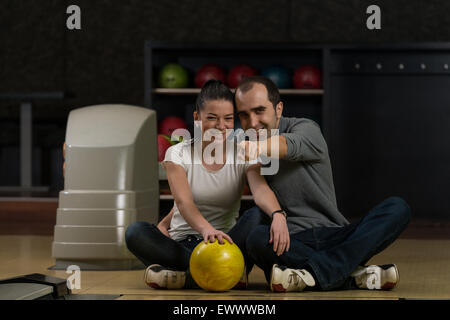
[244,196,411,290]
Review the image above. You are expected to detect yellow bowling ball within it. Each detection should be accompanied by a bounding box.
[189,239,245,292]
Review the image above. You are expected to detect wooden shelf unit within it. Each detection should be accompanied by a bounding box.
[152,88,324,95]
[160,194,254,201]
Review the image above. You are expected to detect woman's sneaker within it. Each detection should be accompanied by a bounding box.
[144,264,186,289]
[270,264,316,292]
[351,264,399,290]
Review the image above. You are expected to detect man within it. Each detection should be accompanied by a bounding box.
[234,76,411,292]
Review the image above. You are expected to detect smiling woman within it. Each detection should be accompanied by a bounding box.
[194,99,234,169]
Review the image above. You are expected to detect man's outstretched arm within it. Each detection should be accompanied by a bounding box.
[239,121,327,162]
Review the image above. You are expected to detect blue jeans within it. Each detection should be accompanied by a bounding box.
[125,208,266,283]
[245,196,411,290]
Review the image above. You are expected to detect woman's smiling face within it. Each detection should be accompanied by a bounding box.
[194,99,235,141]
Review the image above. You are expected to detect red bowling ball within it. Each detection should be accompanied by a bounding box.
[195,64,226,88]
[293,65,322,89]
[227,64,257,88]
[157,134,173,162]
[158,116,188,137]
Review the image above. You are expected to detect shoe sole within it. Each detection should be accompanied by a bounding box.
[144,265,168,290]
[381,264,399,290]
[269,264,286,293]
[146,281,166,290]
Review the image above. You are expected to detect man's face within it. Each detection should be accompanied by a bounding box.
[235,83,283,136]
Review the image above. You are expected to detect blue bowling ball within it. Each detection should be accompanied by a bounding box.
[261,66,291,88]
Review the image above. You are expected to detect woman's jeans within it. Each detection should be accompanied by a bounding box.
[124,208,267,286]
[245,196,411,290]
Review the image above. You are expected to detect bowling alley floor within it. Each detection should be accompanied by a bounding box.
[1,231,450,300]
[1,197,450,300]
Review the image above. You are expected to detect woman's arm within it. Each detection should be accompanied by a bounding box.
[157,206,174,237]
[164,161,233,244]
[246,164,282,215]
[246,165,290,256]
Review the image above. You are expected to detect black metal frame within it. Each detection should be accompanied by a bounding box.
[145,41,450,218]
[144,40,450,138]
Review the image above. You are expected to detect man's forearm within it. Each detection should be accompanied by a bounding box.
[262,135,288,159]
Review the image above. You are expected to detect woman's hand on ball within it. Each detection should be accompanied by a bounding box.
[201,226,233,244]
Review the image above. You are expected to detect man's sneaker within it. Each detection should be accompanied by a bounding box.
[351,264,399,290]
[233,266,248,290]
[270,264,316,292]
[144,264,186,289]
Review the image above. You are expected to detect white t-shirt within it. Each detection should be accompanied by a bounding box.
[163,140,251,241]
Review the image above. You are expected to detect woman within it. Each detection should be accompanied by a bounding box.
[125,80,289,290]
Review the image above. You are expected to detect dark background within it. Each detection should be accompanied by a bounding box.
[2,0,450,110]
[1,0,450,220]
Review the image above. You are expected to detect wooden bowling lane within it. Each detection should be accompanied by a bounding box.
[1,235,450,300]
[0,235,121,295]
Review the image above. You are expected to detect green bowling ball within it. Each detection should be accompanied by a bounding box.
[158,63,189,88]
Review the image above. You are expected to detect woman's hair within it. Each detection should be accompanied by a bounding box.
[195,80,234,113]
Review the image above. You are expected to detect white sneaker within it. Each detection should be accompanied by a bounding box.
[144,264,186,289]
[270,264,316,292]
[352,264,399,290]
